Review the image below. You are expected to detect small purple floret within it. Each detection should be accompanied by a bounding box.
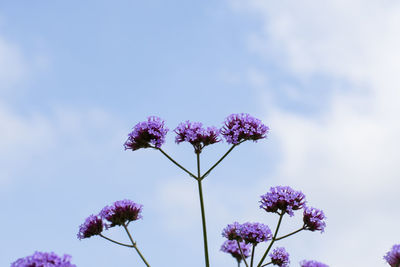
[175,121,220,153]
[124,116,168,151]
[270,247,290,267]
[260,186,306,216]
[239,222,272,244]
[77,214,103,240]
[221,113,269,144]
[384,244,400,267]
[220,240,251,262]
[303,206,326,233]
[100,199,143,227]
[11,251,76,267]
[222,222,243,241]
[300,260,329,267]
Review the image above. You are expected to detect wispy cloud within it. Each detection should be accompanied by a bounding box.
[231,1,400,266]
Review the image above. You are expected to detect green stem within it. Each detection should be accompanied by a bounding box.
[200,144,237,180]
[197,152,210,267]
[158,148,197,180]
[250,244,256,267]
[275,227,304,241]
[261,262,272,267]
[237,259,241,267]
[236,240,249,267]
[99,234,133,248]
[257,213,284,267]
[123,224,151,267]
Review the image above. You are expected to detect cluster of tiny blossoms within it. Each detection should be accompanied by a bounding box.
[78,199,142,239]
[124,113,268,153]
[220,240,251,262]
[11,252,76,267]
[270,247,290,267]
[300,260,330,267]
[384,244,400,267]
[222,222,272,245]
[260,186,306,216]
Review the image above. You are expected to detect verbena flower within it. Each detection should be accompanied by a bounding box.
[174,121,220,153]
[270,247,290,267]
[300,260,329,267]
[239,222,272,244]
[77,214,103,240]
[303,206,326,233]
[11,251,76,267]
[222,222,243,241]
[221,113,269,145]
[124,116,168,151]
[100,199,143,227]
[260,186,306,216]
[384,244,400,267]
[220,240,251,262]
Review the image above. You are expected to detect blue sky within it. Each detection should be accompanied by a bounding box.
[1,1,400,267]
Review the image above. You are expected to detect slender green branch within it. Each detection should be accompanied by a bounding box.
[157,148,197,180]
[250,244,256,267]
[99,234,133,248]
[237,259,241,267]
[196,152,210,267]
[261,262,272,267]
[236,240,250,267]
[123,224,151,267]
[257,213,284,267]
[275,226,304,241]
[200,144,237,180]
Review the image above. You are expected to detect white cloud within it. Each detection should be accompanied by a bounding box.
[231,1,400,266]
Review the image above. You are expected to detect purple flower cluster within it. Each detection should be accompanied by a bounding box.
[77,215,103,240]
[78,199,143,239]
[260,186,306,216]
[100,199,143,227]
[270,247,290,267]
[303,206,326,233]
[124,116,168,151]
[220,240,251,262]
[11,251,76,267]
[222,222,272,244]
[221,113,269,144]
[300,260,329,267]
[384,244,400,267]
[174,121,220,153]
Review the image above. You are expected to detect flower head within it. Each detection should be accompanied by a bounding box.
[384,244,400,267]
[260,186,306,216]
[300,260,329,267]
[11,251,76,267]
[221,113,269,144]
[77,214,103,240]
[220,240,251,262]
[303,206,326,233]
[175,121,220,153]
[270,247,290,267]
[222,222,243,241]
[239,222,272,244]
[100,199,143,227]
[124,116,168,151]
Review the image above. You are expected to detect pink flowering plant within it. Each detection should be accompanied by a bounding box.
[10,114,399,267]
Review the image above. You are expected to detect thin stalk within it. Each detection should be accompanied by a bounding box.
[196,152,210,267]
[237,259,241,267]
[158,148,197,180]
[123,224,151,267]
[250,244,256,267]
[257,213,284,267]
[261,262,272,267]
[236,240,249,267]
[275,227,304,241]
[99,234,133,248]
[200,144,237,180]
